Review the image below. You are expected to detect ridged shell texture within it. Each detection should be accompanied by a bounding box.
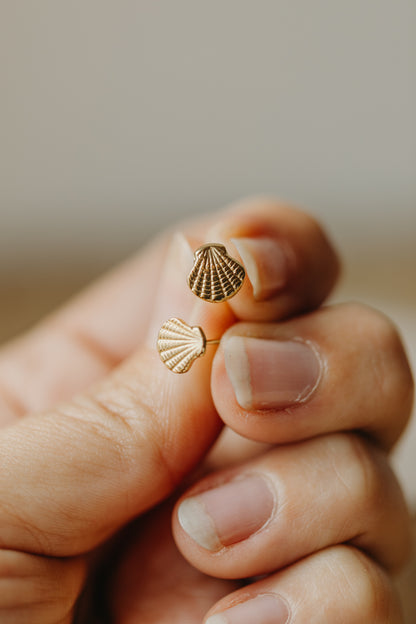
[187,244,245,303]
[157,318,207,374]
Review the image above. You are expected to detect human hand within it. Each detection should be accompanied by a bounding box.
[0,199,412,623]
[172,302,413,623]
[112,200,414,623]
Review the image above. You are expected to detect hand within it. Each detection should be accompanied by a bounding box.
[173,302,413,623]
[0,199,412,623]
[113,201,414,623]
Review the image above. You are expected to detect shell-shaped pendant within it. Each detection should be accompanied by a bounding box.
[157,318,207,374]
[187,244,245,303]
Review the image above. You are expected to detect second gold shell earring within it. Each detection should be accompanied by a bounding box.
[187,243,245,303]
[157,318,220,374]
[157,242,245,374]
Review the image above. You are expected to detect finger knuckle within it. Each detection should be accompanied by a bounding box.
[326,545,402,622]
[318,433,387,528]
[341,302,400,350]
[369,312,414,426]
[343,303,414,425]
[343,434,384,513]
[370,310,410,367]
[0,552,84,623]
[327,434,412,572]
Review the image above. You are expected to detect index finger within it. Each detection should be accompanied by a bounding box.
[211,304,414,450]
[206,197,340,322]
[0,198,340,423]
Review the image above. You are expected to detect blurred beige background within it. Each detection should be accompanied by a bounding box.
[0,1,415,619]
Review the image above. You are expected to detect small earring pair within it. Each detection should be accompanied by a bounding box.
[157,243,245,373]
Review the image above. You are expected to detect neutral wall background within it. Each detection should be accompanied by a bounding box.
[0,0,415,270]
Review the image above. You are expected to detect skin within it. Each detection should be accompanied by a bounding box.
[0,198,412,623]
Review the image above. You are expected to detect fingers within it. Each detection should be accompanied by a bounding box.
[0,550,85,624]
[212,303,414,450]
[110,501,238,623]
[207,197,340,322]
[0,234,170,422]
[0,200,342,557]
[173,434,411,579]
[0,238,235,557]
[0,344,222,557]
[203,546,404,624]
[0,198,339,423]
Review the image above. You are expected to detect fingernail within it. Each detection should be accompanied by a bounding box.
[206,594,290,624]
[178,475,275,551]
[232,237,288,301]
[146,231,195,346]
[223,336,321,410]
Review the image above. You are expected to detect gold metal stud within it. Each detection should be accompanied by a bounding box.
[187,243,245,303]
[157,317,220,374]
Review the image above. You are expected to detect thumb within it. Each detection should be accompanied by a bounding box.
[0,233,232,557]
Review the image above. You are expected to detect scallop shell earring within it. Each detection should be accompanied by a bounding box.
[187,243,245,303]
[157,317,220,374]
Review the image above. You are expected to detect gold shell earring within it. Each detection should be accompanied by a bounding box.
[157,318,219,374]
[157,243,245,374]
[187,243,245,303]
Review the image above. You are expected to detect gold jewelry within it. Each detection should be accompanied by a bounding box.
[187,243,245,303]
[157,243,244,374]
[157,318,220,374]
